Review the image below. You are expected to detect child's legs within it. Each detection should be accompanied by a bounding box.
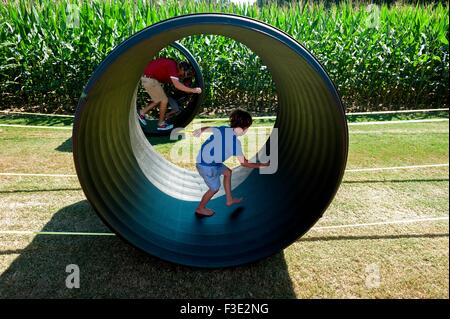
[222,166,233,201]
[158,97,169,125]
[141,100,159,115]
[197,189,218,209]
[221,165,242,206]
[165,110,176,119]
[165,98,181,119]
[196,164,221,209]
[141,77,167,121]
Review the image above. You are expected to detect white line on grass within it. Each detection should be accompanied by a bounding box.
[349,130,449,135]
[199,108,449,121]
[0,164,448,178]
[1,108,447,120]
[347,108,449,115]
[0,216,447,237]
[312,216,449,231]
[0,118,448,130]
[348,119,448,126]
[0,230,115,236]
[345,163,449,173]
[0,172,77,177]
[0,110,74,117]
[0,124,72,130]
[171,118,450,132]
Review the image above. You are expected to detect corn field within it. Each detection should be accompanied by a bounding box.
[0,0,448,115]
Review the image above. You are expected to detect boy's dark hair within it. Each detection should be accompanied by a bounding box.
[229,109,253,129]
[178,61,193,77]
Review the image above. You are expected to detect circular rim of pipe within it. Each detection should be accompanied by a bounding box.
[73,13,348,268]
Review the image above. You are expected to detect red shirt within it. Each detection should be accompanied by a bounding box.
[143,58,179,83]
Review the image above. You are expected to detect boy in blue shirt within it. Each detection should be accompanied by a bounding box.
[193,110,269,217]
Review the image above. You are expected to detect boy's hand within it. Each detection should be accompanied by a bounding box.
[192,87,202,94]
[193,128,202,137]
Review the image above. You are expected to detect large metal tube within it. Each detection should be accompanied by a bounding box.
[73,14,348,268]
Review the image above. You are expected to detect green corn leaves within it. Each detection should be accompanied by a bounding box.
[0,0,448,114]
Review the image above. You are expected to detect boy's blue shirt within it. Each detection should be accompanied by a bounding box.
[196,126,243,166]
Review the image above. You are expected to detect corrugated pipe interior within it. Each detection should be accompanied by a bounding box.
[73,14,348,268]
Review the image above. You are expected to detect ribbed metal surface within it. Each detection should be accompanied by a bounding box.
[73,14,348,268]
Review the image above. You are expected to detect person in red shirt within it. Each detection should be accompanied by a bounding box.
[138,58,202,130]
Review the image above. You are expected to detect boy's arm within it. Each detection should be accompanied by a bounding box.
[171,77,202,94]
[237,155,270,169]
[193,126,212,137]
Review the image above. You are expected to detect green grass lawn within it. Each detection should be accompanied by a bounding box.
[0,115,448,298]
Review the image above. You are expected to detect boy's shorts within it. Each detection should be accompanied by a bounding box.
[141,76,167,103]
[196,163,228,192]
